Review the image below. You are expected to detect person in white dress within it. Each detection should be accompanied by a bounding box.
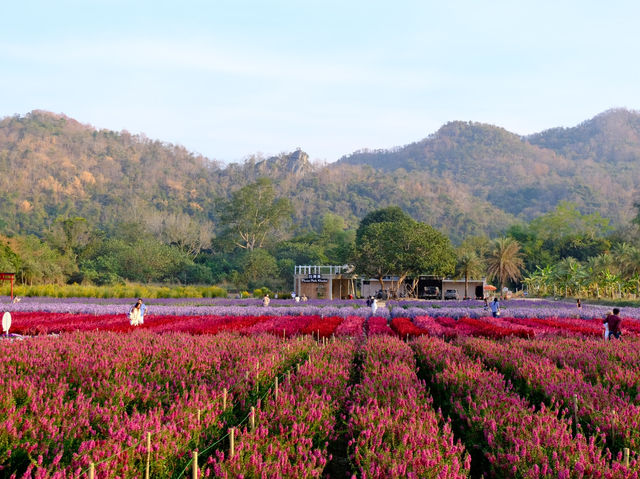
[129,298,147,326]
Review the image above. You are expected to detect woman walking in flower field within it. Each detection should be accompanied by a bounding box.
[128,298,147,326]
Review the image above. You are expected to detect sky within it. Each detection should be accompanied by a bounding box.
[1,0,639,163]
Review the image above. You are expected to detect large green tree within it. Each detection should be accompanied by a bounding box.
[320,213,356,264]
[530,201,610,241]
[239,249,279,290]
[217,178,292,251]
[354,209,455,296]
[355,206,413,243]
[47,217,92,261]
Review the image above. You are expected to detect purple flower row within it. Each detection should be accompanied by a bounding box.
[7,295,640,323]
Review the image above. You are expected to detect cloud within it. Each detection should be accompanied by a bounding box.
[0,35,452,92]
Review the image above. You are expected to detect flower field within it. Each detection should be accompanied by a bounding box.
[8,296,640,321]
[2,297,640,477]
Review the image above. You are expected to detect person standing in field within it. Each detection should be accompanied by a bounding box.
[129,298,147,326]
[490,297,500,318]
[371,297,378,315]
[603,308,622,340]
[262,294,270,307]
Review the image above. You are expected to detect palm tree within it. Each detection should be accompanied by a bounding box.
[611,243,637,277]
[611,243,640,280]
[456,250,484,299]
[523,265,554,296]
[553,257,582,297]
[486,237,524,294]
[586,253,614,297]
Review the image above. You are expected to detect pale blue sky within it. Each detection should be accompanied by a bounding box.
[1,1,639,163]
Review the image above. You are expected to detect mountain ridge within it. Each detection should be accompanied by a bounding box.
[1,108,639,243]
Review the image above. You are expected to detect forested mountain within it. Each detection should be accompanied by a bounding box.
[1,109,640,244]
[339,108,640,229]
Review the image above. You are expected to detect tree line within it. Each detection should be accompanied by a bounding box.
[4,174,640,298]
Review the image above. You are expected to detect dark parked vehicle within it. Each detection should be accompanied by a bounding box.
[423,286,440,299]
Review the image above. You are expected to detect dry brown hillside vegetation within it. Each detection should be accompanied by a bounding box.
[1,109,639,242]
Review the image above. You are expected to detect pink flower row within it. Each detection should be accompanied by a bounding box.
[513,336,640,404]
[348,336,471,478]
[462,336,640,466]
[413,336,635,477]
[0,331,313,478]
[204,339,356,477]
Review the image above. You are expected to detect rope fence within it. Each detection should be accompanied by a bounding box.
[174,356,307,478]
[76,343,314,478]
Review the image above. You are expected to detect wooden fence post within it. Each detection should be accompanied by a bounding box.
[624,448,630,467]
[191,450,198,479]
[223,388,227,410]
[230,428,235,458]
[573,394,578,434]
[250,406,255,431]
[145,432,151,479]
[89,463,95,479]
[274,376,279,401]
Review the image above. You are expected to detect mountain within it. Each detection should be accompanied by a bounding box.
[338,109,640,226]
[1,109,639,244]
[0,111,223,234]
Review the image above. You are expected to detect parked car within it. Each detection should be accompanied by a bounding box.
[423,286,440,299]
[444,289,459,300]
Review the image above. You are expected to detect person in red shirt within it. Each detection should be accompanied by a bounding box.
[604,308,622,340]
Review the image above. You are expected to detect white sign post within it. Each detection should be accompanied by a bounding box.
[2,312,11,336]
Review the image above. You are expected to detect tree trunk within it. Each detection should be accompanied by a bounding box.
[464,272,469,299]
[395,273,408,298]
[408,278,419,298]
